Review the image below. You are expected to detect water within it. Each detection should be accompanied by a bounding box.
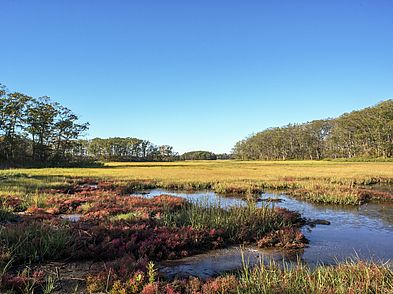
[159,246,300,280]
[59,214,82,222]
[133,189,393,278]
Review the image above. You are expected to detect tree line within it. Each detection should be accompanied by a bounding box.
[71,138,178,162]
[0,84,208,165]
[0,84,181,165]
[70,142,230,162]
[0,84,90,165]
[180,151,217,160]
[233,100,393,160]
[5,83,390,164]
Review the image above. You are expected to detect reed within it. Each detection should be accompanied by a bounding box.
[0,222,71,264]
[162,200,293,242]
[237,258,393,293]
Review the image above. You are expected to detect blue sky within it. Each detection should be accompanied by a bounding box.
[1,1,393,153]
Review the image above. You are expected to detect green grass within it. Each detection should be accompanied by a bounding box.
[109,211,143,222]
[0,222,71,264]
[0,208,18,223]
[237,259,393,293]
[161,200,297,242]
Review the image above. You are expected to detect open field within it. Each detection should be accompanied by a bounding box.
[3,160,393,182]
[1,160,393,205]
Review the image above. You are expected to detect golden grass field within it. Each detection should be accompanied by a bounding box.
[1,160,393,205]
[2,160,393,181]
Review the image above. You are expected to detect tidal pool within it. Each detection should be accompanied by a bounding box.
[133,188,393,278]
[59,213,83,222]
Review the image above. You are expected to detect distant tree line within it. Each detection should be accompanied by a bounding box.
[179,151,232,160]
[216,153,232,160]
[233,100,393,160]
[181,151,217,160]
[71,143,230,162]
[0,84,89,166]
[71,138,178,162]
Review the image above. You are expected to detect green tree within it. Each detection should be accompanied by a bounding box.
[0,91,31,161]
[53,105,89,160]
[26,97,58,162]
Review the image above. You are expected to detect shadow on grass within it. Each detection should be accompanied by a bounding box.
[104,163,207,168]
[0,173,73,193]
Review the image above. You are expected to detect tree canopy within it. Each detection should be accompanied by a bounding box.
[0,84,178,165]
[72,138,178,162]
[0,84,89,165]
[180,151,217,160]
[233,100,393,160]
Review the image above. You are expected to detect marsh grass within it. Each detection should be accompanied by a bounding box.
[290,182,362,205]
[0,162,392,293]
[1,161,392,205]
[0,222,71,264]
[0,207,19,223]
[161,200,290,242]
[0,174,69,195]
[109,211,143,222]
[237,258,393,293]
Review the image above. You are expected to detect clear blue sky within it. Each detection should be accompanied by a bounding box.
[1,1,393,154]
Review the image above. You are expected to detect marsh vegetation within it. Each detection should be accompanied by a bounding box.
[0,161,392,293]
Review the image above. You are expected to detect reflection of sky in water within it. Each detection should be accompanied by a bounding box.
[257,192,393,264]
[159,246,301,280]
[133,189,393,277]
[141,189,246,208]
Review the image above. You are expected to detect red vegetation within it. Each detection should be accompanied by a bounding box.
[44,191,185,218]
[71,219,224,261]
[1,179,310,293]
[257,227,308,249]
[358,188,393,201]
[273,207,303,224]
[0,196,23,211]
[1,269,45,292]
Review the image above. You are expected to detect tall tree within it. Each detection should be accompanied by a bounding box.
[26,97,58,162]
[0,84,90,165]
[0,91,31,161]
[53,105,89,160]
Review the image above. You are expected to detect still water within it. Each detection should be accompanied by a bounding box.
[134,189,393,278]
